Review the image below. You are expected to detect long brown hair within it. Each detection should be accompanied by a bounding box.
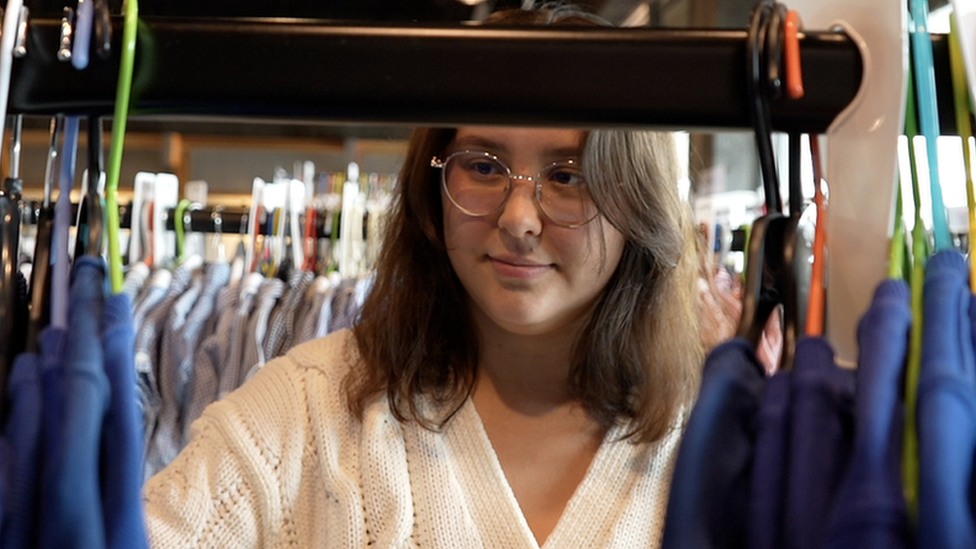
[349,5,702,442]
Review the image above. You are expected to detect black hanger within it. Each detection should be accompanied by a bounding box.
[74,115,104,257]
[0,115,26,396]
[92,0,111,59]
[736,0,799,371]
[26,117,62,353]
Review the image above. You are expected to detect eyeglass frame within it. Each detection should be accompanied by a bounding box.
[429,150,599,229]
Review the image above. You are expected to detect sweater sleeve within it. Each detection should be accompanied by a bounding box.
[142,354,311,549]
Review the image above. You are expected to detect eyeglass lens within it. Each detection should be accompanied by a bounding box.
[442,152,597,227]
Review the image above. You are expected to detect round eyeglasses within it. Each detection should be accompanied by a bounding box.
[430,150,599,228]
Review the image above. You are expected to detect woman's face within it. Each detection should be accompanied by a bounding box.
[441,126,626,338]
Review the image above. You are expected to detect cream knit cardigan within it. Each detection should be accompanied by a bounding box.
[143,329,684,549]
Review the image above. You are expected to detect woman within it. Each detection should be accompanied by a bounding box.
[143,10,704,549]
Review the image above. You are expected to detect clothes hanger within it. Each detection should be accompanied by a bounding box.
[805,135,828,336]
[303,198,318,272]
[27,117,62,352]
[284,177,304,279]
[902,57,929,521]
[948,14,976,291]
[51,115,80,331]
[781,8,813,338]
[71,0,94,70]
[104,0,139,293]
[736,0,799,372]
[92,0,111,59]
[174,197,192,263]
[784,9,804,100]
[245,176,264,274]
[909,0,951,251]
[0,0,25,167]
[209,205,227,263]
[0,115,26,395]
[74,116,104,257]
[301,161,317,272]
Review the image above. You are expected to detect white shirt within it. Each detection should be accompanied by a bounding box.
[143,329,683,548]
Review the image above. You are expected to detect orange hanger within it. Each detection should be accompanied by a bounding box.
[784,9,804,99]
[806,135,827,336]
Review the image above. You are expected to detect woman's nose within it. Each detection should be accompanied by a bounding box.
[497,177,543,237]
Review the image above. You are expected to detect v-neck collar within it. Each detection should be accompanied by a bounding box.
[447,399,639,549]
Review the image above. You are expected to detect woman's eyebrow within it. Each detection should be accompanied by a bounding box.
[451,136,508,153]
[544,146,583,159]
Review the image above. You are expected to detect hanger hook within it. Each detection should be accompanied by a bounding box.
[747,0,782,214]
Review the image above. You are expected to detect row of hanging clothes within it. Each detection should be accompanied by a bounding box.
[0,0,146,548]
[119,162,392,479]
[663,0,976,548]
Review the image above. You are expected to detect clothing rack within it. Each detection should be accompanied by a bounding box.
[22,201,338,237]
[8,16,866,133]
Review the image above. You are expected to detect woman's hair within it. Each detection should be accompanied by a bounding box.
[349,4,703,443]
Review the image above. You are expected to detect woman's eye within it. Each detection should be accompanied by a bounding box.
[549,167,585,186]
[471,161,498,175]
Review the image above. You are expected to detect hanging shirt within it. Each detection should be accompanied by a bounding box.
[0,349,45,549]
[99,266,151,549]
[134,262,197,480]
[917,249,976,549]
[39,255,110,549]
[131,268,172,333]
[783,336,855,549]
[747,370,790,549]
[219,273,264,400]
[122,262,151,303]
[183,283,239,444]
[661,338,765,549]
[825,278,913,549]
[240,276,285,384]
[327,277,361,333]
[313,274,342,339]
[176,261,230,412]
[292,274,334,346]
[263,269,314,361]
[146,263,205,475]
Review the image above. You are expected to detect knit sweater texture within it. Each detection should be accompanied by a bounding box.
[143,329,683,549]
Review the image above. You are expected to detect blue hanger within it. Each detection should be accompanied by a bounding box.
[908,0,951,250]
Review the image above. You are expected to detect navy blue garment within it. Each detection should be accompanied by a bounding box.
[661,338,765,549]
[100,274,150,549]
[917,250,976,549]
[0,348,44,549]
[39,256,110,549]
[747,370,790,549]
[784,337,855,549]
[824,278,912,549]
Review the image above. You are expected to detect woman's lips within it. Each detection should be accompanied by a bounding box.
[489,256,552,278]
